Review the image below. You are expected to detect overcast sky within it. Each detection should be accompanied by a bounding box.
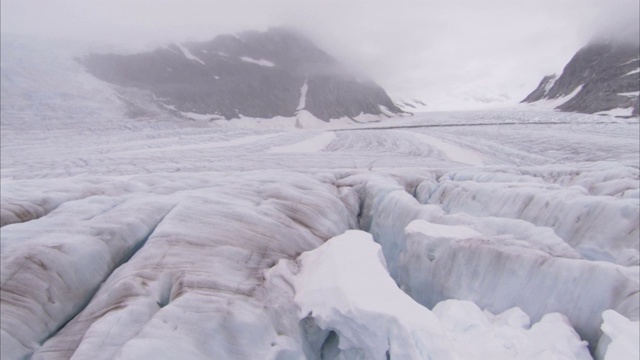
[2,0,639,110]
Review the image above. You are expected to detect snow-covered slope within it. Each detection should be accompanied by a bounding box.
[394,98,430,113]
[1,34,639,359]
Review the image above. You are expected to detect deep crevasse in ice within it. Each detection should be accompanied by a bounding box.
[339,165,639,351]
[265,230,592,359]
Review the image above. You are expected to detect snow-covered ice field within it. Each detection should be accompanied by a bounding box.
[1,35,639,359]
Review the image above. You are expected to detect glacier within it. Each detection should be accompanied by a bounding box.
[1,34,639,359]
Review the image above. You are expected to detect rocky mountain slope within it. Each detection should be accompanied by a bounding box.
[522,39,639,117]
[80,28,401,122]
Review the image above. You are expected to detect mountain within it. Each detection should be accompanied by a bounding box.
[522,39,640,117]
[80,28,401,123]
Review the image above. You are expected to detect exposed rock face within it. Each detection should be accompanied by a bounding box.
[522,40,640,117]
[521,75,557,103]
[80,28,401,121]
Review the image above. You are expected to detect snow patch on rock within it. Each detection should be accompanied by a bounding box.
[176,44,206,65]
[240,56,275,67]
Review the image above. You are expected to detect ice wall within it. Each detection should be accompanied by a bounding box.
[347,167,639,349]
[418,166,639,265]
[265,230,592,359]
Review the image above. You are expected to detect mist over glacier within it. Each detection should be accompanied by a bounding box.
[3,0,639,110]
[1,4,640,360]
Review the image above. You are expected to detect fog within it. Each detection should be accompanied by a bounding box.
[2,0,639,110]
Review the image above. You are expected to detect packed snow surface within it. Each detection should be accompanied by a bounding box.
[1,34,639,359]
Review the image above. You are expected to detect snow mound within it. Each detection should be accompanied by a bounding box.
[596,310,640,360]
[266,230,591,359]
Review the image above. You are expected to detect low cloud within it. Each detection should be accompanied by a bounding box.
[2,0,638,110]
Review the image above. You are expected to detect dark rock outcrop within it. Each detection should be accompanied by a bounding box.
[522,40,639,117]
[521,75,557,103]
[80,28,401,121]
